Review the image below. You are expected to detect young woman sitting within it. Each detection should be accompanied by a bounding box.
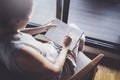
[0,0,86,80]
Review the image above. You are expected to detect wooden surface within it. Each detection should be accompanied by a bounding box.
[94,65,120,80]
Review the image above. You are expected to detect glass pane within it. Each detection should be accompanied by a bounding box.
[30,0,56,25]
[68,0,120,44]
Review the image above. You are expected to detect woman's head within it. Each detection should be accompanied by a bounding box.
[0,0,33,30]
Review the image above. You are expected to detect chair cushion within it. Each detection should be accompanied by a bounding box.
[74,52,91,73]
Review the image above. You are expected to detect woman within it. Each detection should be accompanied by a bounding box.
[0,0,78,80]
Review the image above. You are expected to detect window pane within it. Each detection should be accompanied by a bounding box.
[30,0,56,25]
[68,0,120,44]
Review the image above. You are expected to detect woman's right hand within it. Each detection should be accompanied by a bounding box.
[63,34,72,47]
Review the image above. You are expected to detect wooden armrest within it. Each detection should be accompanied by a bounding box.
[68,54,104,80]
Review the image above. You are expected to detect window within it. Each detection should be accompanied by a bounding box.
[29,0,56,25]
[68,0,120,45]
[29,0,120,53]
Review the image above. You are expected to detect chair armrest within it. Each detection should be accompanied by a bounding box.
[68,54,104,80]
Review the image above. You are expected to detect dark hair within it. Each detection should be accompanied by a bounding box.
[0,0,33,28]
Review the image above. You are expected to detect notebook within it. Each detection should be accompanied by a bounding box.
[44,18,84,50]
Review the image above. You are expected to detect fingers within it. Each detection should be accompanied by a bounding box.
[66,33,72,38]
[63,34,72,47]
[47,23,57,28]
[45,23,56,32]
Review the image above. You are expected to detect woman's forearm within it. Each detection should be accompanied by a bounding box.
[53,46,69,73]
[53,35,72,73]
[20,26,48,35]
[20,23,56,35]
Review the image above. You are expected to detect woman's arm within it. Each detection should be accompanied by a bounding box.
[16,35,72,78]
[20,23,56,35]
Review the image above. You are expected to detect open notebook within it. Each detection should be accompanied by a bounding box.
[35,19,84,50]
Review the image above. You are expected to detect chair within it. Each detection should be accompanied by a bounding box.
[68,33,104,80]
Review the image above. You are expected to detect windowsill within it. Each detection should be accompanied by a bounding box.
[85,36,120,54]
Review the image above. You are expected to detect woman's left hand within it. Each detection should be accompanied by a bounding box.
[45,23,56,31]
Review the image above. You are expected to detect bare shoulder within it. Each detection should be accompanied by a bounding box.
[15,46,46,72]
[15,46,62,78]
